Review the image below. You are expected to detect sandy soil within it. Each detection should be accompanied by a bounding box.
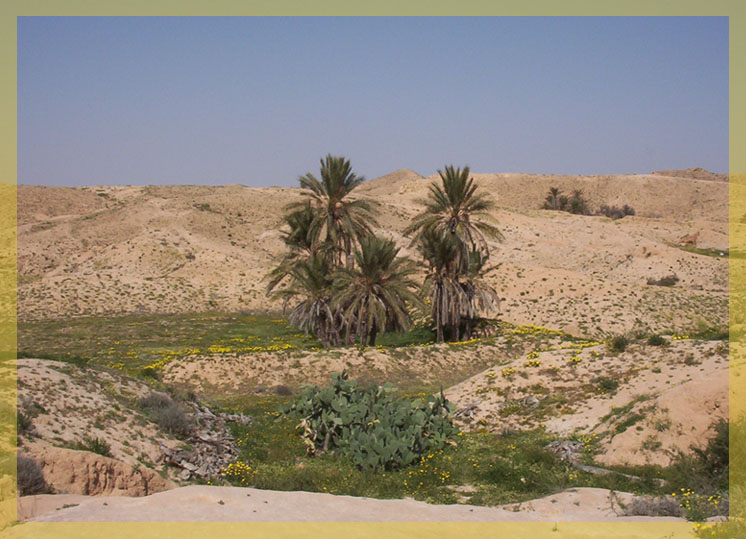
[17,170,736,337]
[443,337,729,466]
[17,359,182,470]
[12,168,736,523]
[18,485,683,522]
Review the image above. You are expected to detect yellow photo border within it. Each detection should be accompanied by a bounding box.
[1,2,744,538]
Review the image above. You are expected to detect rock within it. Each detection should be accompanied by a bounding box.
[545,440,584,462]
[180,461,197,472]
[222,413,253,425]
[25,446,174,496]
[157,402,249,482]
[679,231,699,245]
[455,401,481,418]
[522,396,540,408]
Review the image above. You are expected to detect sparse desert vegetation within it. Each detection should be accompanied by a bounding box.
[14,164,738,524]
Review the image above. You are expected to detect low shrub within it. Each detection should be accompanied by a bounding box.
[664,419,730,521]
[647,275,679,287]
[139,392,192,438]
[595,376,620,392]
[599,204,636,220]
[17,410,32,436]
[281,372,458,470]
[17,455,50,496]
[609,335,629,353]
[647,334,666,346]
[76,436,112,457]
[138,392,172,410]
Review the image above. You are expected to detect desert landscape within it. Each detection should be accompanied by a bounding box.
[13,165,741,525]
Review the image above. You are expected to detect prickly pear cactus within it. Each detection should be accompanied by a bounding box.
[280,371,458,470]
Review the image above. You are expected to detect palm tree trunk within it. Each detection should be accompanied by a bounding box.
[369,325,377,346]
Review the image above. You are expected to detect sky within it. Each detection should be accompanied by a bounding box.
[17,16,729,187]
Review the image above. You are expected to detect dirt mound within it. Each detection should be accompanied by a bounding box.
[444,336,728,466]
[17,359,182,470]
[594,375,728,467]
[17,185,109,224]
[22,445,174,496]
[651,167,727,182]
[355,168,425,197]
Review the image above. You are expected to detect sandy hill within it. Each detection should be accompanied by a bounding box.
[17,170,733,337]
[13,168,737,524]
[651,167,728,182]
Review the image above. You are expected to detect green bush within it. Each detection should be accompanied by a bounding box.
[595,376,620,392]
[647,274,679,287]
[17,410,32,436]
[647,334,666,346]
[609,335,629,353]
[76,436,112,457]
[664,419,730,521]
[281,372,458,470]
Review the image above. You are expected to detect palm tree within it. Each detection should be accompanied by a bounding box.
[417,229,468,343]
[405,165,502,268]
[266,202,324,294]
[543,187,562,210]
[289,155,378,268]
[459,250,501,339]
[569,189,589,215]
[272,254,339,347]
[332,235,422,346]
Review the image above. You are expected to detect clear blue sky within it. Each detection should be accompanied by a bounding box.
[18,16,728,187]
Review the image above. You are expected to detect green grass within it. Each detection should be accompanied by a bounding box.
[216,396,665,506]
[374,324,436,347]
[17,312,322,374]
[16,313,477,375]
[680,245,729,258]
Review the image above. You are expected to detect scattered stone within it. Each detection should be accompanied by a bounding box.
[545,440,584,463]
[157,401,250,482]
[521,396,540,408]
[455,401,481,419]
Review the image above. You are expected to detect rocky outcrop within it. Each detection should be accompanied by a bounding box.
[679,231,699,245]
[158,402,251,481]
[25,446,175,496]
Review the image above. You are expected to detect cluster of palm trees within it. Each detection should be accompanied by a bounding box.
[266,155,501,347]
[542,186,590,215]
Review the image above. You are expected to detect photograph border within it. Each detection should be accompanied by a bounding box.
[1,2,744,537]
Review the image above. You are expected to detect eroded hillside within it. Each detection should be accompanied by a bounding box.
[18,170,734,338]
